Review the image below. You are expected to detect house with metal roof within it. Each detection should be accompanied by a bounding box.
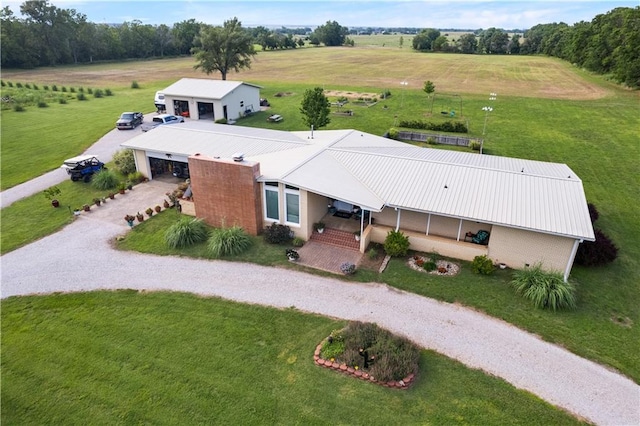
[161,78,261,121]
[122,123,595,281]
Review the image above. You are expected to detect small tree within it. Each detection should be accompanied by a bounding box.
[423,80,435,98]
[383,230,410,257]
[112,149,136,175]
[300,87,331,130]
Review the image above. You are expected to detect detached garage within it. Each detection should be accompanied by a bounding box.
[161,78,262,121]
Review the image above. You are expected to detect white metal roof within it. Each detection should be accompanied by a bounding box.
[161,78,261,100]
[121,124,595,241]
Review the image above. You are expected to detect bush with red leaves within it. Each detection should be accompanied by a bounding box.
[575,228,618,266]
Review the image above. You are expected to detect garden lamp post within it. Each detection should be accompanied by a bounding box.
[481,106,493,154]
[400,80,408,107]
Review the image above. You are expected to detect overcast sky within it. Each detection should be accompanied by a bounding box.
[3,0,636,29]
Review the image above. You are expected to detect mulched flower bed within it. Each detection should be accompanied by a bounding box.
[407,256,460,276]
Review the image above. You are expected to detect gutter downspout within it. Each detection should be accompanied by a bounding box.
[395,207,401,231]
[564,239,581,282]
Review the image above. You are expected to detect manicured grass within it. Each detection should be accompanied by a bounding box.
[1,291,583,425]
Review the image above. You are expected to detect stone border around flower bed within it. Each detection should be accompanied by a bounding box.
[313,339,417,389]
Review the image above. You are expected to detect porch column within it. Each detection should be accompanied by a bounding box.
[426,213,431,235]
[395,208,401,231]
[564,239,581,282]
[456,219,463,241]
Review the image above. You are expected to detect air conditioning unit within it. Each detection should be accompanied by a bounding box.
[232,152,245,162]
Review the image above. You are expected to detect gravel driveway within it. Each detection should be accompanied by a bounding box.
[1,120,639,426]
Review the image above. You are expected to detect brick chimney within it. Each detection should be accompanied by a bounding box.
[188,154,263,235]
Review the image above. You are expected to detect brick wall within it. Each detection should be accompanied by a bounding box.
[188,154,263,235]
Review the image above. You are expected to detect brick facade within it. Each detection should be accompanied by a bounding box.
[188,154,263,235]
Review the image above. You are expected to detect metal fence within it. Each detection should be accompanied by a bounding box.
[397,131,478,147]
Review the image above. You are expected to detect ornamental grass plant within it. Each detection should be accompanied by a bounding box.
[208,225,253,257]
[511,264,577,311]
[164,217,209,249]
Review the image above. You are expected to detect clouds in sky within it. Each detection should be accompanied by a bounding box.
[3,1,635,29]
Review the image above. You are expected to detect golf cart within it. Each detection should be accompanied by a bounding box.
[61,155,105,182]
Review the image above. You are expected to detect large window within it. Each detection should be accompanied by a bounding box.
[285,186,300,225]
[264,182,279,221]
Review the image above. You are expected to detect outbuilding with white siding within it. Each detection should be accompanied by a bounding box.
[161,78,261,121]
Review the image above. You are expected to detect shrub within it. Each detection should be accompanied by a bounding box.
[587,203,599,223]
[127,171,145,184]
[61,86,67,92]
[7,81,13,87]
[511,264,576,311]
[263,222,292,244]
[131,81,140,89]
[77,93,87,101]
[383,230,410,257]
[78,87,84,92]
[469,140,481,151]
[70,87,76,93]
[87,88,93,94]
[426,136,438,145]
[58,98,67,104]
[52,84,58,91]
[112,149,136,175]
[208,225,253,257]
[0,80,5,87]
[165,217,209,249]
[340,262,356,275]
[215,118,228,124]
[574,228,618,266]
[105,88,113,96]
[332,321,420,382]
[13,104,25,112]
[387,127,399,140]
[37,101,47,108]
[286,248,299,260]
[471,255,494,275]
[292,237,305,247]
[32,84,38,90]
[16,82,23,88]
[43,85,49,90]
[94,89,103,98]
[423,261,437,272]
[367,247,378,260]
[91,169,119,190]
[25,83,31,89]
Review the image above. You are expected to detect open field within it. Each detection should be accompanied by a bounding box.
[1,45,639,392]
[2,46,618,100]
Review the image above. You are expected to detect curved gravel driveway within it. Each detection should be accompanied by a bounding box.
[1,213,638,426]
[1,121,639,425]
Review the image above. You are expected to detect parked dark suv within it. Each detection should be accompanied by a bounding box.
[116,112,144,130]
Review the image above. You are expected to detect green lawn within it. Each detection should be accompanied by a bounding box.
[1,291,583,425]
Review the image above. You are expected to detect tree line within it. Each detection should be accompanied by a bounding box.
[1,1,637,88]
[411,7,639,88]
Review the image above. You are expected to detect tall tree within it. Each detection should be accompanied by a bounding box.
[300,87,331,130]
[313,21,348,46]
[192,17,256,80]
[478,28,509,54]
[457,33,478,54]
[412,28,440,51]
[172,19,201,55]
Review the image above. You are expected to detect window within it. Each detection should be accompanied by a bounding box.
[264,182,279,221]
[285,186,300,225]
[240,101,244,108]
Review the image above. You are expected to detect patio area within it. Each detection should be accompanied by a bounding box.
[296,228,363,274]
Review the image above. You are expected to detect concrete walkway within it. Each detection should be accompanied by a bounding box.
[1,123,639,426]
